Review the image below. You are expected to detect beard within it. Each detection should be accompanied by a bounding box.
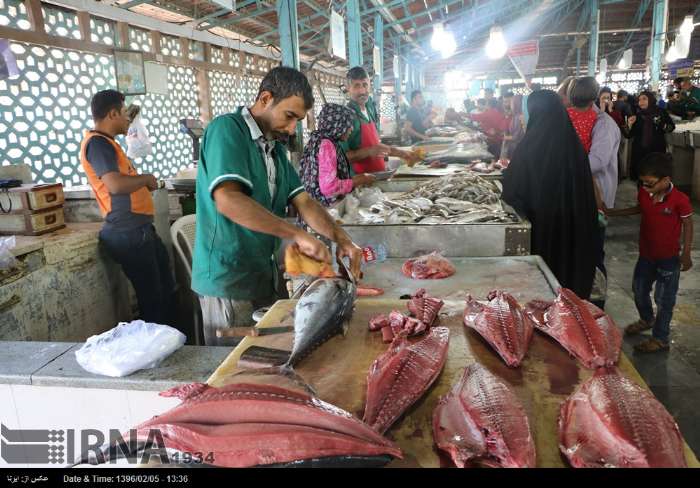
[271,131,291,144]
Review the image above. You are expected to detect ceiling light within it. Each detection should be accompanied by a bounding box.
[680,15,695,36]
[485,26,508,60]
[665,42,679,62]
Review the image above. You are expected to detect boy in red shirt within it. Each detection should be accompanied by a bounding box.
[608,153,694,352]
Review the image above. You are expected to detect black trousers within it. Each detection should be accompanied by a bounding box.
[99,223,175,325]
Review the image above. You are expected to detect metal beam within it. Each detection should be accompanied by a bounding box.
[613,0,651,65]
[374,14,383,98]
[199,2,273,30]
[347,0,363,67]
[383,0,463,29]
[650,0,668,88]
[368,0,422,55]
[587,0,599,76]
[277,0,300,69]
[119,0,150,9]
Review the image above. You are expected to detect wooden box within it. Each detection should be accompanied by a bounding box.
[0,206,66,236]
[0,183,65,214]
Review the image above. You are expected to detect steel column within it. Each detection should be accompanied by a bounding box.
[576,47,581,75]
[347,0,363,67]
[587,0,599,76]
[374,14,384,102]
[650,0,668,89]
[393,37,401,129]
[277,0,300,70]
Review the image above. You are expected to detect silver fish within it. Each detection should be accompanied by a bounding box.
[287,277,356,367]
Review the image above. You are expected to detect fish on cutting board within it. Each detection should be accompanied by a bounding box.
[463,290,534,368]
[559,367,687,468]
[525,288,622,369]
[80,381,401,468]
[363,327,450,434]
[433,363,536,468]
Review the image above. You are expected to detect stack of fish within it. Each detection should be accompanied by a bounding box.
[424,142,494,165]
[348,174,516,225]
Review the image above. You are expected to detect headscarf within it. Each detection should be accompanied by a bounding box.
[637,90,660,149]
[299,103,355,207]
[501,95,524,159]
[503,90,597,299]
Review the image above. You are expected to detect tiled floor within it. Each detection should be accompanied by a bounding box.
[605,181,700,455]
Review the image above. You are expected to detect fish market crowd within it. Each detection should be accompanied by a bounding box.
[75,64,696,469]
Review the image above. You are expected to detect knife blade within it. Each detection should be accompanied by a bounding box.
[216,325,295,338]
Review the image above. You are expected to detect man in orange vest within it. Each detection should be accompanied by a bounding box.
[80,89,174,325]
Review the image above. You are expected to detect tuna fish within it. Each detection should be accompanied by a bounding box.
[559,367,687,468]
[433,363,536,468]
[525,288,622,369]
[287,277,356,367]
[83,381,402,468]
[463,290,534,367]
[364,327,450,434]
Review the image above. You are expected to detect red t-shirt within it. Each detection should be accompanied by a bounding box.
[638,184,693,260]
[567,107,597,153]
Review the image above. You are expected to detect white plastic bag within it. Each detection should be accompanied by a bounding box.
[0,236,19,270]
[75,320,186,377]
[126,114,153,159]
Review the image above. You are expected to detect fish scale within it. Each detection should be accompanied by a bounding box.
[557,290,600,359]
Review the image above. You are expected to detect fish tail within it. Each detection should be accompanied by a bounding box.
[228,365,318,397]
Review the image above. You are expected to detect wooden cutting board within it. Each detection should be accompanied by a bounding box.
[207,299,699,468]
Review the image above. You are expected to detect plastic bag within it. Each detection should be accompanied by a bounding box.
[126,114,153,159]
[353,187,385,208]
[75,320,186,377]
[0,236,19,270]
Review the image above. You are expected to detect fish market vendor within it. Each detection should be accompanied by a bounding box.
[342,66,419,173]
[191,67,363,346]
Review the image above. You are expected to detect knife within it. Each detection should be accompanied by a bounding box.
[216,325,295,338]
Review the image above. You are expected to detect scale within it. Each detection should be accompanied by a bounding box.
[168,118,205,215]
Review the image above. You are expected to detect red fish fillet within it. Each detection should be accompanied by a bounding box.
[364,327,450,434]
[433,363,536,468]
[525,288,622,369]
[407,288,444,327]
[402,252,456,280]
[132,422,400,468]
[559,367,687,468]
[463,290,534,367]
[138,383,396,450]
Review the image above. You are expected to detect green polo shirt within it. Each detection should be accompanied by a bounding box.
[340,98,380,154]
[191,107,305,300]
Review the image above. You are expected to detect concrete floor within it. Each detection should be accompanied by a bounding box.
[604,181,700,455]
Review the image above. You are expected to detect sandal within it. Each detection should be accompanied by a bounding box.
[634,337,670,353]
[624,319,653,336]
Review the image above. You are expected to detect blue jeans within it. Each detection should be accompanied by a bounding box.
[100,224,175,325]
[632,256,680,343]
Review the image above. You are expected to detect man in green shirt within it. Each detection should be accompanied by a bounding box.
[679,77,700,120]
[342,66,418,173]
[191,67,363,345]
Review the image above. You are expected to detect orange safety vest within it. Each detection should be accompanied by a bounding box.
[79,131,154,217]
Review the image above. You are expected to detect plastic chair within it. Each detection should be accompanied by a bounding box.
[170,214,202,345]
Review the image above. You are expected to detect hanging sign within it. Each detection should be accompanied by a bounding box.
[668,58,694,78]
[330,10,346,60]
[0,39,19,80]
[507,40,539,81]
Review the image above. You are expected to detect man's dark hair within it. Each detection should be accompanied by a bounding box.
[411,90,422,102]
[638,152,673,179]
[617,89,629,98]
[257,66,314,109]
[91,89,125,120]
[347,66,369,81]
[477,98,487,106]
[569,76,599,108]
[673,77,683,85]
[484,87,494,94]
[487,98,499,109]
[599,86,612,96]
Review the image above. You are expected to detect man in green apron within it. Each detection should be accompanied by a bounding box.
[342,66,418,173]
[191,67,363,345]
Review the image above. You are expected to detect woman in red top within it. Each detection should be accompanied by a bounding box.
[566,78,599,153]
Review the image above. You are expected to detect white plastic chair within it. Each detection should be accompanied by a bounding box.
[170,214,202,345]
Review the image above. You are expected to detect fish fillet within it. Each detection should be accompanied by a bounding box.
[363,327,450,434]
[433,364,536,468]
[525,288,621,369]
[559,368,687,468]
[463,290,534,367]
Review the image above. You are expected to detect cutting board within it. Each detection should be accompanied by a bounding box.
[208,299,699,468]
